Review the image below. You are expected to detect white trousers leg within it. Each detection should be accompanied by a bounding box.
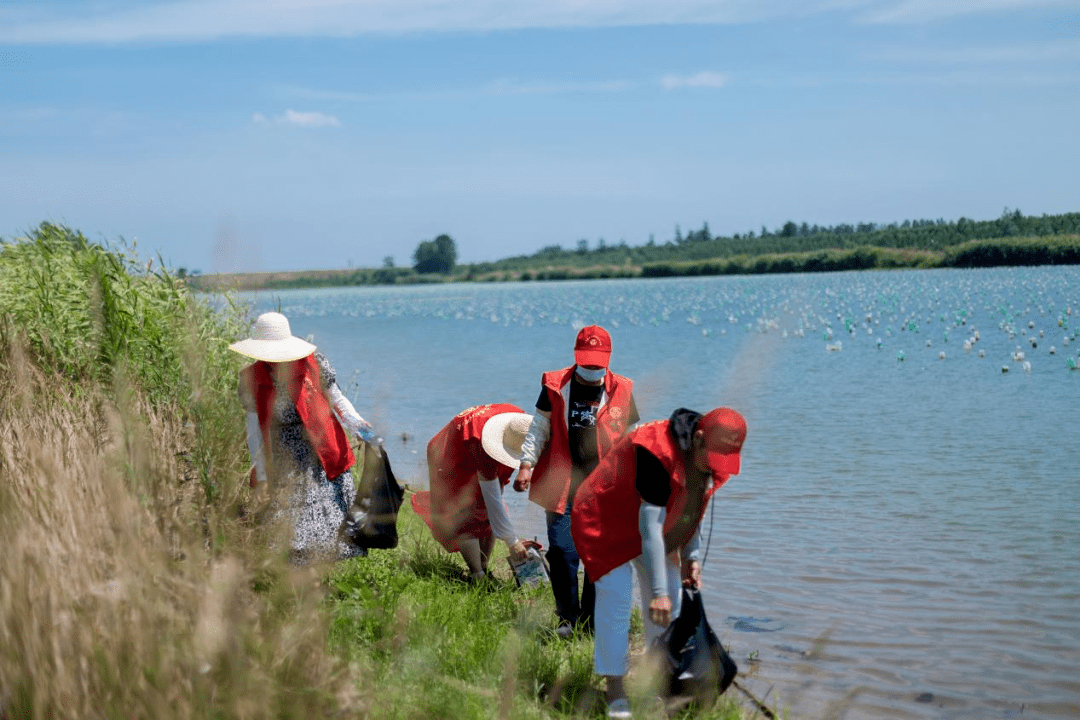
[593,554,682,677]
[632,554,683,648]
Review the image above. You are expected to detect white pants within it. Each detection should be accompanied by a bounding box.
[593,554,683,677]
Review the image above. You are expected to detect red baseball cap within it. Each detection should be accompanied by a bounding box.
[574,325,612,368]
[699,408,746,477]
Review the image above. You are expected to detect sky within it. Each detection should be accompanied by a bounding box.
[1,1,1078,274]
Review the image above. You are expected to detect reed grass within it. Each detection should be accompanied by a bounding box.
[1,222,768,720]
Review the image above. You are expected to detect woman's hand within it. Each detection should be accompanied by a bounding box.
[649,595,672,627]
[682,559,701,589]
[509,540,528,564]
[513,463,533,492]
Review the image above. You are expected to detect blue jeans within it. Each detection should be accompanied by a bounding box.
[546,508,595,629]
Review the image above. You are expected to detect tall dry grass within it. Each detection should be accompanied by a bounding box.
[0,224,364,719]
[0,340,366,719]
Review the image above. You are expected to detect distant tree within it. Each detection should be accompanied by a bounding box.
[675,224,683,244]
[577,239,589,254]
[413,233,457,273]
[781,221,798,237]
[646,233,655,247]
[383,255,395,268]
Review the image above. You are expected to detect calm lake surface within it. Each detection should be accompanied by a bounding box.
[233,267,1080,720]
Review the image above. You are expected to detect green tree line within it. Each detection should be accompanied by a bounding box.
[483,208,1080,273]
[181,208,1080,291]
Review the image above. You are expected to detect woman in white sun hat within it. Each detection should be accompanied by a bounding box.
[410,404,531,580]
[230,311,379,564]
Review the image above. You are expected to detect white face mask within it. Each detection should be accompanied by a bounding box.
[575,366,607,383]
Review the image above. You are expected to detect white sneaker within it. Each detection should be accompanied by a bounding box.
[606,697,632,719]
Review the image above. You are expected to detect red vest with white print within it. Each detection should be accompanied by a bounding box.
[420,403,521,550]
[528,365,634,513]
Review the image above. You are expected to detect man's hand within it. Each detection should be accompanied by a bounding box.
[649,595,673,627]
[509,540,528,564]
[513,463,533,492]
[683,559,701,589]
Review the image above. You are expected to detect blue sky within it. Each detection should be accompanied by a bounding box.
[2,1,1078,273]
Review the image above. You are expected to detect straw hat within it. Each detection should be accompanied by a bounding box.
[228,312,316,362]
[480,412,534,469]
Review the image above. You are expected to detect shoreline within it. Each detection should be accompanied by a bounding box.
[185,234,1080,292]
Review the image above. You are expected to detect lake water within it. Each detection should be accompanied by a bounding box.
[231,267,1080,720]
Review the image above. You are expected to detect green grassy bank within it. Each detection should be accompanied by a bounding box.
[1,223,761,720]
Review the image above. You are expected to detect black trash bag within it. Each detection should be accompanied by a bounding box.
[651,587,738,702]
[339,442,404,550]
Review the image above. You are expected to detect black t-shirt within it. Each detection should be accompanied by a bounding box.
[534,375,639,480]
[536,376,602,473]
[635,446,672,506]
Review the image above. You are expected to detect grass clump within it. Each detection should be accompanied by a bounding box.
[1,222,763,720]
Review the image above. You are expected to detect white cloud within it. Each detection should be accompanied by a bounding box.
[2,0,1076,44]
[855,0,1080,24]
[252,109,341,127]
[661,71,729,90]
[0,0,826,44]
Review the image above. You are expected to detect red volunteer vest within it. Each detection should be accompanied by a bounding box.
[241,354,355,479]
[570,419,731,583]
[413,403,521,551]
[529,366,634,513]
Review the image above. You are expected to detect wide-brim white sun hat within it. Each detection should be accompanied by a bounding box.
[228,312,316,362]
[480,412,534,469]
